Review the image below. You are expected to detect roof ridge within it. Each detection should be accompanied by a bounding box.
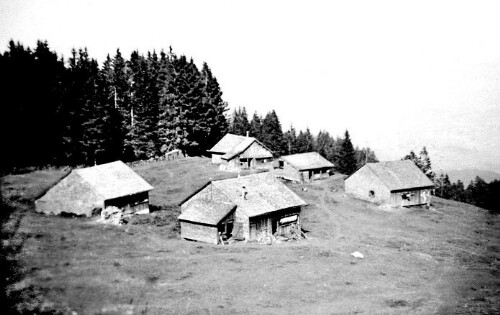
[212,181,251,216]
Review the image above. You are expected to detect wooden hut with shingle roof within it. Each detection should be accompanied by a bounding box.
[275,152,334,182]
[179,173,307,244]
[345,160,435,207]
[207,133,273,171]
[178,200,236,244]
[35,161,154,217]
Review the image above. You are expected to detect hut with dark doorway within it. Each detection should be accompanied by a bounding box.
[207,133,273,172]
[35,161,154,217]
[345,160,435,207]
[274,152,334,182]
[179,173,307,244]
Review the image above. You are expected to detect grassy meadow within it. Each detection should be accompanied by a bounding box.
[1,157,499,314]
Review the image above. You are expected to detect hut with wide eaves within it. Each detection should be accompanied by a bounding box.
[179,173,307,244]
[344,160,435,207]
[275,152,334,182]
[207,133,273,171]
[35,161,154,217]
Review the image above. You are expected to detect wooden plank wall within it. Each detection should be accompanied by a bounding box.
[180,222,218,244]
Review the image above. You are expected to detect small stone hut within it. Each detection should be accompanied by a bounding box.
[207,133,273,171]
[275,152,334,182]
[179,173,306,244]
[35,161,154,217]
[345,160,435,207]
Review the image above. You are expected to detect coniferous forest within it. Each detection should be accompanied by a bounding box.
[0,40,376,176]
[0,40,229,172]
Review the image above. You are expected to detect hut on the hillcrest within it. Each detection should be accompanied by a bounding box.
[344,160,435,207]
[35,161,154,217]
[274,152,334,182]
[207,133,273,171]
[179,173,306,244]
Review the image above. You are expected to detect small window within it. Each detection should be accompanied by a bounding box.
[369,190,375,198]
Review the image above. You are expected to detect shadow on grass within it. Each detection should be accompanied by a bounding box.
[0,198,69,314]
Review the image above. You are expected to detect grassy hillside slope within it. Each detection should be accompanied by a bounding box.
[1,157,499,314]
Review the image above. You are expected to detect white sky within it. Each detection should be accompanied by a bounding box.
[1,0,499,171]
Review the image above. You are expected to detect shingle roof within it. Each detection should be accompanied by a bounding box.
[74,160,154,200]
[281,152,334,171]
[365,160,435,191]
[178,200,236,225]
[208,134,250,153]
[212,173,307,217]
[207,133,273,160]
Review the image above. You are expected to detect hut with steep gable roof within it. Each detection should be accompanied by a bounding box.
[179,173,307,243]
[35,161,154,217]
[345,160,435,207]
[275,152,334,182]
[207,133,273,171]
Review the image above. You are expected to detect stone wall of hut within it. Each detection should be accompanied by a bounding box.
[344,166,391,204]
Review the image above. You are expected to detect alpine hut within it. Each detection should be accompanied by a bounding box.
[275,152,334,182]
[344,160,435,207]
[179,173,307,244]
[207,133,273,171]
[35,161,154,217]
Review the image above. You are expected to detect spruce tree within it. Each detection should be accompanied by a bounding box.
[229,107,250,136]
[355,146,378,169]
[127,51,146,159]
[419,146,435,180]
[200,62,228,150]
[163,55,205,155]
[250,112,263,140]
[403,146,435,181]
[337,130,357,175]
[261,110,285,156]
[100,55,128,161]
[62,48,101,165]
[283,125,298,155]
[316,130,335,161]
[157,48,177,154]
[296,128,314,153]
[111,49,134,160]
[0,40,67,169]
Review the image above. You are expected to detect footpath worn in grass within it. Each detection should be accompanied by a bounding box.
[1,157,499,314]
